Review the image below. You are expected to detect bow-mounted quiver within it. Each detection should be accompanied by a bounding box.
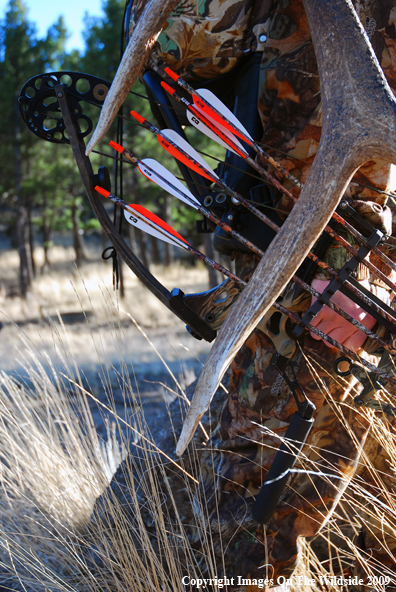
[143,57,283,255]
[251,201,396,524]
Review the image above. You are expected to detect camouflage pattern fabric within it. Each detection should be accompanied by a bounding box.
[257,0,396,284]
[128,0,396,586]
[196,254,396,587]
[128,0,273,81]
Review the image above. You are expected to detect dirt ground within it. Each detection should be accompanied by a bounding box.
[0,239,213,440]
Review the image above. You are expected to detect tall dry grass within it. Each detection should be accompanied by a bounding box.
[2,332,396,592]
[0,252,218,591]
[0,319,221,592]
[0,249,396,591]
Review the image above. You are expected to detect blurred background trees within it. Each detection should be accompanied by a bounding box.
[0,0,224,298]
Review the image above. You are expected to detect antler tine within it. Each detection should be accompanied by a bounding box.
[176,0,396,456]
[85,0,180,155]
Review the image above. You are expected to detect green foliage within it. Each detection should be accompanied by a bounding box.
[82,0,125,80]
[0,0,227,272]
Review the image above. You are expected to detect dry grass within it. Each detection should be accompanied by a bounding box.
[3,332,396,592]
[0,245,212,377]
[1,245,396,591]
[0,301,217,592]
[0,244,217,591]
[0,360,117,591]
[0,243,212,327]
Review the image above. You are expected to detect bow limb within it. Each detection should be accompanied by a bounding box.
[176,0,396,456]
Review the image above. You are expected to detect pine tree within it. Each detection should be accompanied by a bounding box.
[0,1,68,296]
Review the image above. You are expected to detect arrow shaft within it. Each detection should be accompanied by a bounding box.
[128,153,396,326]
[168,86,302,197]
[119,119,396,339]
[331,210,396,274]
[127,117,396,302]
[135,105,396,293]
[105,188,245,285]
[187,244,246,284]
[109,192,396,359]
[274,301,396,387]
[118,144,270,259]
[188,104,247,159]
[131,114,286,237]
[105,193,187,248]
[164,67,303,188]
[162,68,396,280]
[136,159,267,258]
[113,162,396,340]
[98,175,396,362]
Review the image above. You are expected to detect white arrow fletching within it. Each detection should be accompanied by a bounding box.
[138,158,200,210]
[195,88,253,142]
[123,206,187,250]
[162,129,219,179]
[186,110,247,157]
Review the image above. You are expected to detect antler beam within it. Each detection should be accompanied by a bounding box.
[176,0,396,455]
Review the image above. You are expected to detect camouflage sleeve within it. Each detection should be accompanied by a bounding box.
[125,0,396,583]
[128,0,273,82]
[199,2,396,583]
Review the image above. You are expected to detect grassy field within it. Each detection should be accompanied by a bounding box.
[0,241,218,591]
[0,242,212,374]
[1,242,396,592]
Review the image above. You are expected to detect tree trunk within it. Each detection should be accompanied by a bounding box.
[14,100,32,298]
[204,234,219,289]
[136,228,150,269]
[42,205,55,272]
[163,196,174,267]
[42,200,50,272]
[71,196,86,266]
[128,223,139,255]
[43,244,50,271]
[149,235,161,265]
[27,200,36,277]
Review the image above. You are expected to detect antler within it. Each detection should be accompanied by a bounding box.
[176,0,396,455]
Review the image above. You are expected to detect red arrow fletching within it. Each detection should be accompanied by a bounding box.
[157,135,214,182]
[130,203,189,245]
[189,106,247,158]
[192,95,252,145]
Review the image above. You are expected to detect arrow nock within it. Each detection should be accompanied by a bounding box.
[164,67,179,82]
[109,141,138,164]
[95,186,111,198]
